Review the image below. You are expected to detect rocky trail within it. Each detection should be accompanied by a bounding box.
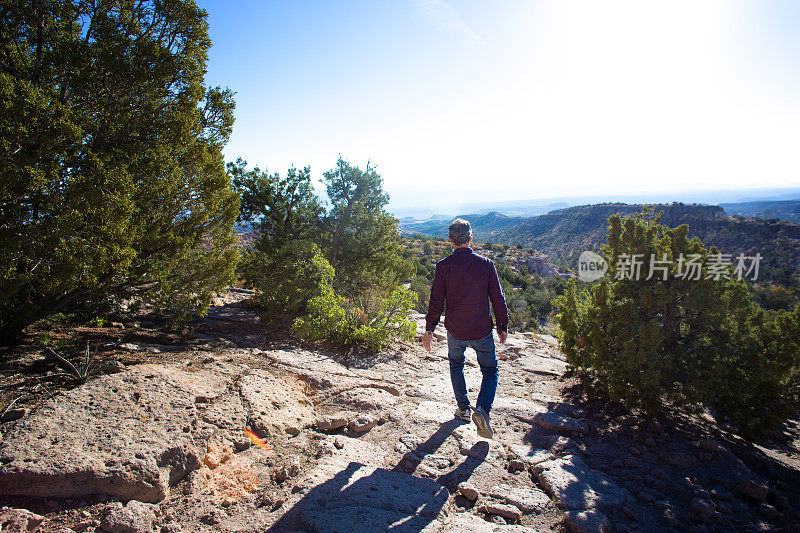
[1,289,799,532]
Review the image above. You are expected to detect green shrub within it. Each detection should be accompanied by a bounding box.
[558,210,800,437]
[293,285,416,351]
[240,241,332,316]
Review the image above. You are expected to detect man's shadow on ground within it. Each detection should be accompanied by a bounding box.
[268,418,488,532]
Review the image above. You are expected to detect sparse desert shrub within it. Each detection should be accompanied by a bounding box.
[558,210,800,438]
[293,285,416,352]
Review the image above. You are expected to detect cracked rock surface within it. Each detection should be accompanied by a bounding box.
[1,300,799,532]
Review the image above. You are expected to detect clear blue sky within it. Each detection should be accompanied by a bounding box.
[197,0,800,211]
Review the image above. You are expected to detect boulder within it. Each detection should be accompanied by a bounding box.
[0,365,213,502]
[492,396,586,434]
[277,462,449,532]
[315,413,352,431]
[735,479,768,501]
[100,500,158,533]
[564,509,609,533]
[480,502,523,521]
[458,481,480,501]
[239,371,315,437]
[534,454,630,511]
[438,513,539,532]
[0,508,44,532]
[348,414,379,433]
[488,484,551,514]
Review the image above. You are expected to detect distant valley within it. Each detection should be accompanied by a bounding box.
[399,201,800,287]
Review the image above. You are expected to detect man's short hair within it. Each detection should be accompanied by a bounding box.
[449,218,472,246]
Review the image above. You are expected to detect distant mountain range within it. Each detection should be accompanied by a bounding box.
[719,200,800,223]
[389,186,800,220]
[399,201,800,287]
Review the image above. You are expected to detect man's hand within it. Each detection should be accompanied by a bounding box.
[422,331,433,352]
[498,330,508,344]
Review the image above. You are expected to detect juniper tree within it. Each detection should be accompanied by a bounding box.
[559,210,800,437]
[320,156,413,299]
[0,0,239,342]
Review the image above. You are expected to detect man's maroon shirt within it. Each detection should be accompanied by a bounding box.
[425,246,509,340]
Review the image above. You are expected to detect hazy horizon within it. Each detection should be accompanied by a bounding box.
[389,185,800,219]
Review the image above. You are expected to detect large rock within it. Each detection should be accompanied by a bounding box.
[411,401,457,424]
[0,364,315,503]
[0,508,44,532]
[0,365,213,502]
[507,444,554,467]
[564,509,609,533]
[534,454,630,511]
[330,386,399,411]
[438,513,538,532]
[277,462,449,532]
[239,371,315,437]
[100,500,158,533]
[488,483,551,514]
[493,396,586,434]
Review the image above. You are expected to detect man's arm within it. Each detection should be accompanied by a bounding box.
[423,263,446,351]
[488,261,509,341]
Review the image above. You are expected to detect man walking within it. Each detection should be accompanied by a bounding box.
[422,219,509,439]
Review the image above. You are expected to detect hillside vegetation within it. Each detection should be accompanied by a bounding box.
[401,203,800,293]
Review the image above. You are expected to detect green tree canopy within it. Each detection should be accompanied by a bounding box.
[0,0,239,342]
[231,159,324,314]
[320,157,412,297]
[559,210,800,437]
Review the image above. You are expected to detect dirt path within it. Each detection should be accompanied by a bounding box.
[1,291,799,532]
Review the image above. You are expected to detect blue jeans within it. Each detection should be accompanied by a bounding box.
[447,331,498,413]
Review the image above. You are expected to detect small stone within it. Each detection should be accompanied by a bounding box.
[637,491,654,503]
[287,456,301,477]
[698,438,718,452]
[479,502,522,521]
[0,408,27,423]
[612,458,623,468]
[161,525,183,533]
[347,413,379,433]
[100,501,158,533]
[120,343,141,351]
[457,481,480,501]
[624,457,637,469]
[759,503,778,520]
[565,509,609,533]
[693,487,711,499]
[622,506,638,519]
[735,480,768,501]
[629,446,641,456]
[315,413,350,431]
[773,495,789,510]
[711,489,733,501]
[489,514,507,525]
[644,437,656,447]
[508,459,526,472]
[334,436,345,449]
[0,508,45,532]
[690,499,714,517]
